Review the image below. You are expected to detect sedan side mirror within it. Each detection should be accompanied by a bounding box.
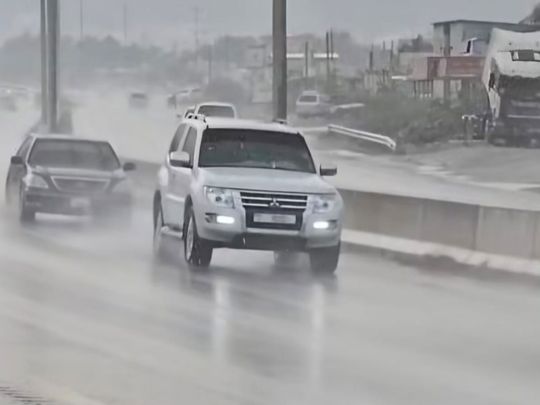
[123,162,136,172]
[10,156,24,166]
[170,151,191,168]
[320,164,337,177]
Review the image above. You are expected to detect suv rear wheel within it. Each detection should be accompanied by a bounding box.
[309,244,340,274]
[184,207,213,269]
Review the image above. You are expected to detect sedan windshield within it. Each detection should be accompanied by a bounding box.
[199,129,316,173]
[29,139,121,171]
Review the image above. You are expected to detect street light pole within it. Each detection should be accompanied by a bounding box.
[40,0,49,130]
[272,0,287,120]
[46,0,60,132]
[79,0,84,40]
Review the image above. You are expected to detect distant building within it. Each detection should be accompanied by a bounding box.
[432,19,540,57]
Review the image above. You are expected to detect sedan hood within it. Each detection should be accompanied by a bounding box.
[197,167,336,194]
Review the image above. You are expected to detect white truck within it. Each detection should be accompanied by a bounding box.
[483,28,540,146]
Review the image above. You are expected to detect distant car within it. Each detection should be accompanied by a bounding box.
[153,116,343,273]
[0,95,17,111]
[296,91,331,118]
[5,134,135,223]
[184,102,237,119]
[168,88,203,108]
[129,92,149,108]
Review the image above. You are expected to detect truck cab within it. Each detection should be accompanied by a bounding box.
[483,29,540,146]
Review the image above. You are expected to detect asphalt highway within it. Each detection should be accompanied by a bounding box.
[0,205,538,405]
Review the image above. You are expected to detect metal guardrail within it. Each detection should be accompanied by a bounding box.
[328,124,397,152]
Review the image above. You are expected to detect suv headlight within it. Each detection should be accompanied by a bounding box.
[24,173,48,189]
[205,187,235,208]
[312,194,337,213]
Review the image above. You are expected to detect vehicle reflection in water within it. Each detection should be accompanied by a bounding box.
[151,251,337,388]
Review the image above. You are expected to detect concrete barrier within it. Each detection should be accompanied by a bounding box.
[340,189,540,261]
[420,200,478,250]
[475,207,537,259]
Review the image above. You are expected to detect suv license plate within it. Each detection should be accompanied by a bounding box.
[70,197,90,209]
[253,213,296,225]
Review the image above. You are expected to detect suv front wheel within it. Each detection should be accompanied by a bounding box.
[309,244,340,274]
[184,207,213,269]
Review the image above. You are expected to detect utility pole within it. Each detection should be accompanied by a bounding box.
[304,41,309,79]
[123,3,127,44]
[330,29,335,89]
[272,0,287,120]
[443,22,451,104]
[46,0,60,133]
[193,5,200,68]
[325,31,331,88]
[40,0,48,130]
[208,42,213,84]
[79,0,84,40]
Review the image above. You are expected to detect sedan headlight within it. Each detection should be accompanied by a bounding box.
[312,194,337,213]
[204,187,235,208]
[112,178,132,193]
[24,173,49,189]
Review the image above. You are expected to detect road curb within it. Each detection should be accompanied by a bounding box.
[341,230,540,278]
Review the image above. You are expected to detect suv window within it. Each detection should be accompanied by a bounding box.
[182,127,198,165]
[169,124,186,153]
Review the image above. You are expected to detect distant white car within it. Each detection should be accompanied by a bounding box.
[169,88,202,106]
[296,91,331,118]
[184,102,238,119]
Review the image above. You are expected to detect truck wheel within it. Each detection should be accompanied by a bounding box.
[309,244,340,275]
[184,208,213,269]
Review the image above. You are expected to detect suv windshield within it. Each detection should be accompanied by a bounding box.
[198,105,235,118]
[199,129,316,173]
[29,139,120,171]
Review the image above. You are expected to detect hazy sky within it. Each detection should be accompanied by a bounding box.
[0,0,538,47]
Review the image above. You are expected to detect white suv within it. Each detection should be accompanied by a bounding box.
[153,117,343,273]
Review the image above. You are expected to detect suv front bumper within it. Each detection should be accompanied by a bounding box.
[193,203,342,251]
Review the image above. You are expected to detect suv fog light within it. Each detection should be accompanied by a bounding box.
[216,215,235,225]
[314,221,330,230]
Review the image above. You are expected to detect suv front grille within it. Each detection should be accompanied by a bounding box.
[241,190,308,231]
[240,191,308,211]
[52,177,109,193]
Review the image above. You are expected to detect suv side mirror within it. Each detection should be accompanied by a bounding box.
[123,162,136,172]
[320,164,337,177]
[170,151,191,168]
[10,156,24,166]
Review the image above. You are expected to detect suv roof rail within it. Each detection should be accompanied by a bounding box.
[186,113,207,122]
[273,118,288,125]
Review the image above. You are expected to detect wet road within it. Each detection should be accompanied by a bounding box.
[0,206,539,405]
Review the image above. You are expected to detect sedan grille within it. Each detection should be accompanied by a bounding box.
[52,177,109,193]
[240,191,308,211]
